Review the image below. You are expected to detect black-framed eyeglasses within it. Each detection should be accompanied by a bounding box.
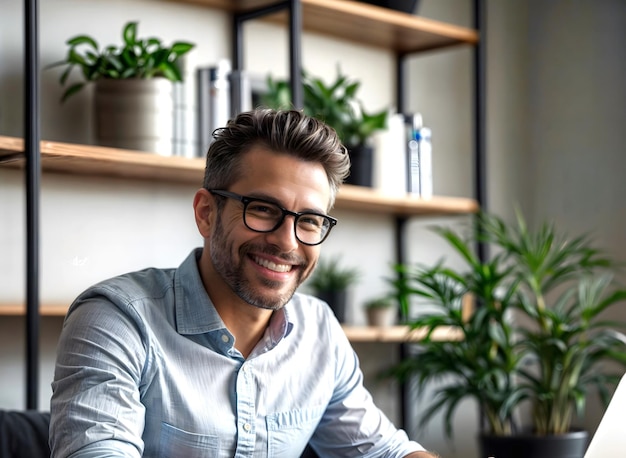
[209,189,337,246]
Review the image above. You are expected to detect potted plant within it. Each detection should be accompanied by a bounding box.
[261,68,388,187]
[48,21,195,155]
[358,0,420,14]
[364,296,398,327]
[385,211,626,458]
[308,255,361,323]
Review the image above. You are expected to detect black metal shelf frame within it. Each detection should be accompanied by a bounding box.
[20,1,486,426]
[393,0,486,429]
[24,0,41,411]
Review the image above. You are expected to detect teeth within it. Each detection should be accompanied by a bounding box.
[254,256,292,273]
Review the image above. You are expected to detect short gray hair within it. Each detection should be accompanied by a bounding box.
[202,108,350,209]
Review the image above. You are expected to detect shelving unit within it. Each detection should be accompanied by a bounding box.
[13,0,483,417]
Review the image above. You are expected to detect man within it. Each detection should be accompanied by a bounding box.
[50,109,438,457]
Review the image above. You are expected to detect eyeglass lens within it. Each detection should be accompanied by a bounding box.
[244,200,331,245]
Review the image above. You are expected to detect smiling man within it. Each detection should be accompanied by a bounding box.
[50,109,438,458]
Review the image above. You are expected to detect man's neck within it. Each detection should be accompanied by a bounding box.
[217,303,273,358]
[197,249,274,358]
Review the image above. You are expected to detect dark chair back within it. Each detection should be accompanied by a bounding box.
[0,410,50,458]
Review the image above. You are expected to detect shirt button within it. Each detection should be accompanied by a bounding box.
[243,422,252,432]
[221,334,229,343]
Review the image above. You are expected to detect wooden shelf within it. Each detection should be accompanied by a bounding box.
[174,0,479,54]
[0,136,478,217]
[0,136,205,184]
[0,304,69,317]
[336,185,478,216]
[0,304,461,342]
[343,325,462,342]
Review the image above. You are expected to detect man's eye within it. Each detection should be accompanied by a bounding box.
[248,203,280,217]
[298,215,324,231]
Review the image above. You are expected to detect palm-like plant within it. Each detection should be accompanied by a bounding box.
[484,214,626,435]
[386,211,626,440]
[388,221,527,437]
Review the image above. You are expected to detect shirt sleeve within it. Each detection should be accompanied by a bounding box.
[307,318,425,458]
[50,298,147,458]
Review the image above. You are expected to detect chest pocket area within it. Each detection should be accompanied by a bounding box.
[266,405,326,458]
[159,422,220,457]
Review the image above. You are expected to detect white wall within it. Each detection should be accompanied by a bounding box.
[525,0,626,434]
[2,0,626,457]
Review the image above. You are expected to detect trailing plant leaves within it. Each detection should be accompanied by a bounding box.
[262,67,387,146]
[47,21,195,102]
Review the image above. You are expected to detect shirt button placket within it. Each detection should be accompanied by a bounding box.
[234,362,256,457]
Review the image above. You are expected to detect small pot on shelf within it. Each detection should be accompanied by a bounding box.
[315,290,348,323]
[308,256,361,324]
[344,144,374,188]
[359,0,420,14]
[364,297,397,327]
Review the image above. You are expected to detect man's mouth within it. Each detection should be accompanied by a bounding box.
[252,255,293,273]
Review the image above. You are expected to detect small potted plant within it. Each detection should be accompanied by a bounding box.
[364,296,397,327]
[261,67,388,187]
[48,21,195,155]
[385,211,626,458]
[308,255,361,323]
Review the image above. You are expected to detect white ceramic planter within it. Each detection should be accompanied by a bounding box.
[94,78,180,156]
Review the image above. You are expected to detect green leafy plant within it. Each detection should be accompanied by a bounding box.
[385,211,626,439]
[48,21,195,102]
[261,68,388,147]
[308,255,361,293]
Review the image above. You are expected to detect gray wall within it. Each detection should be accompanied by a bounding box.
[1,0,625,456]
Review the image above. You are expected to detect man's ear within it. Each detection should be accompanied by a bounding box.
[193,188,215,237]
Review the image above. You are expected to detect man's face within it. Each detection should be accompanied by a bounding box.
[208,147,331,310]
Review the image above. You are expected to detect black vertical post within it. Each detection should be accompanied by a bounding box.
[231,13,244,116]
[288,0,303,109]
[24,0,41,410]
[394,216,410,429]
[473,0,488,261]
[395,52,408,430]
[396,53,407,114]
[232,1,301,111]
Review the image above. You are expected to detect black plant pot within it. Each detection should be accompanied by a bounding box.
[345,144,373,188]
[479,430,589,458]
[359,0,420,14]
[315,290,347,323]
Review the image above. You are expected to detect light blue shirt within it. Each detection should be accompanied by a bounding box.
[50,249,424,457]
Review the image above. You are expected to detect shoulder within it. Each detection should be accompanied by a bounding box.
[285,292,351,350]
[68,267,176,319]
[287,292,339,327]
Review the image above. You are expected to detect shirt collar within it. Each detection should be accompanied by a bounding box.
[174,248,294,343]
[174,248,224,335]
